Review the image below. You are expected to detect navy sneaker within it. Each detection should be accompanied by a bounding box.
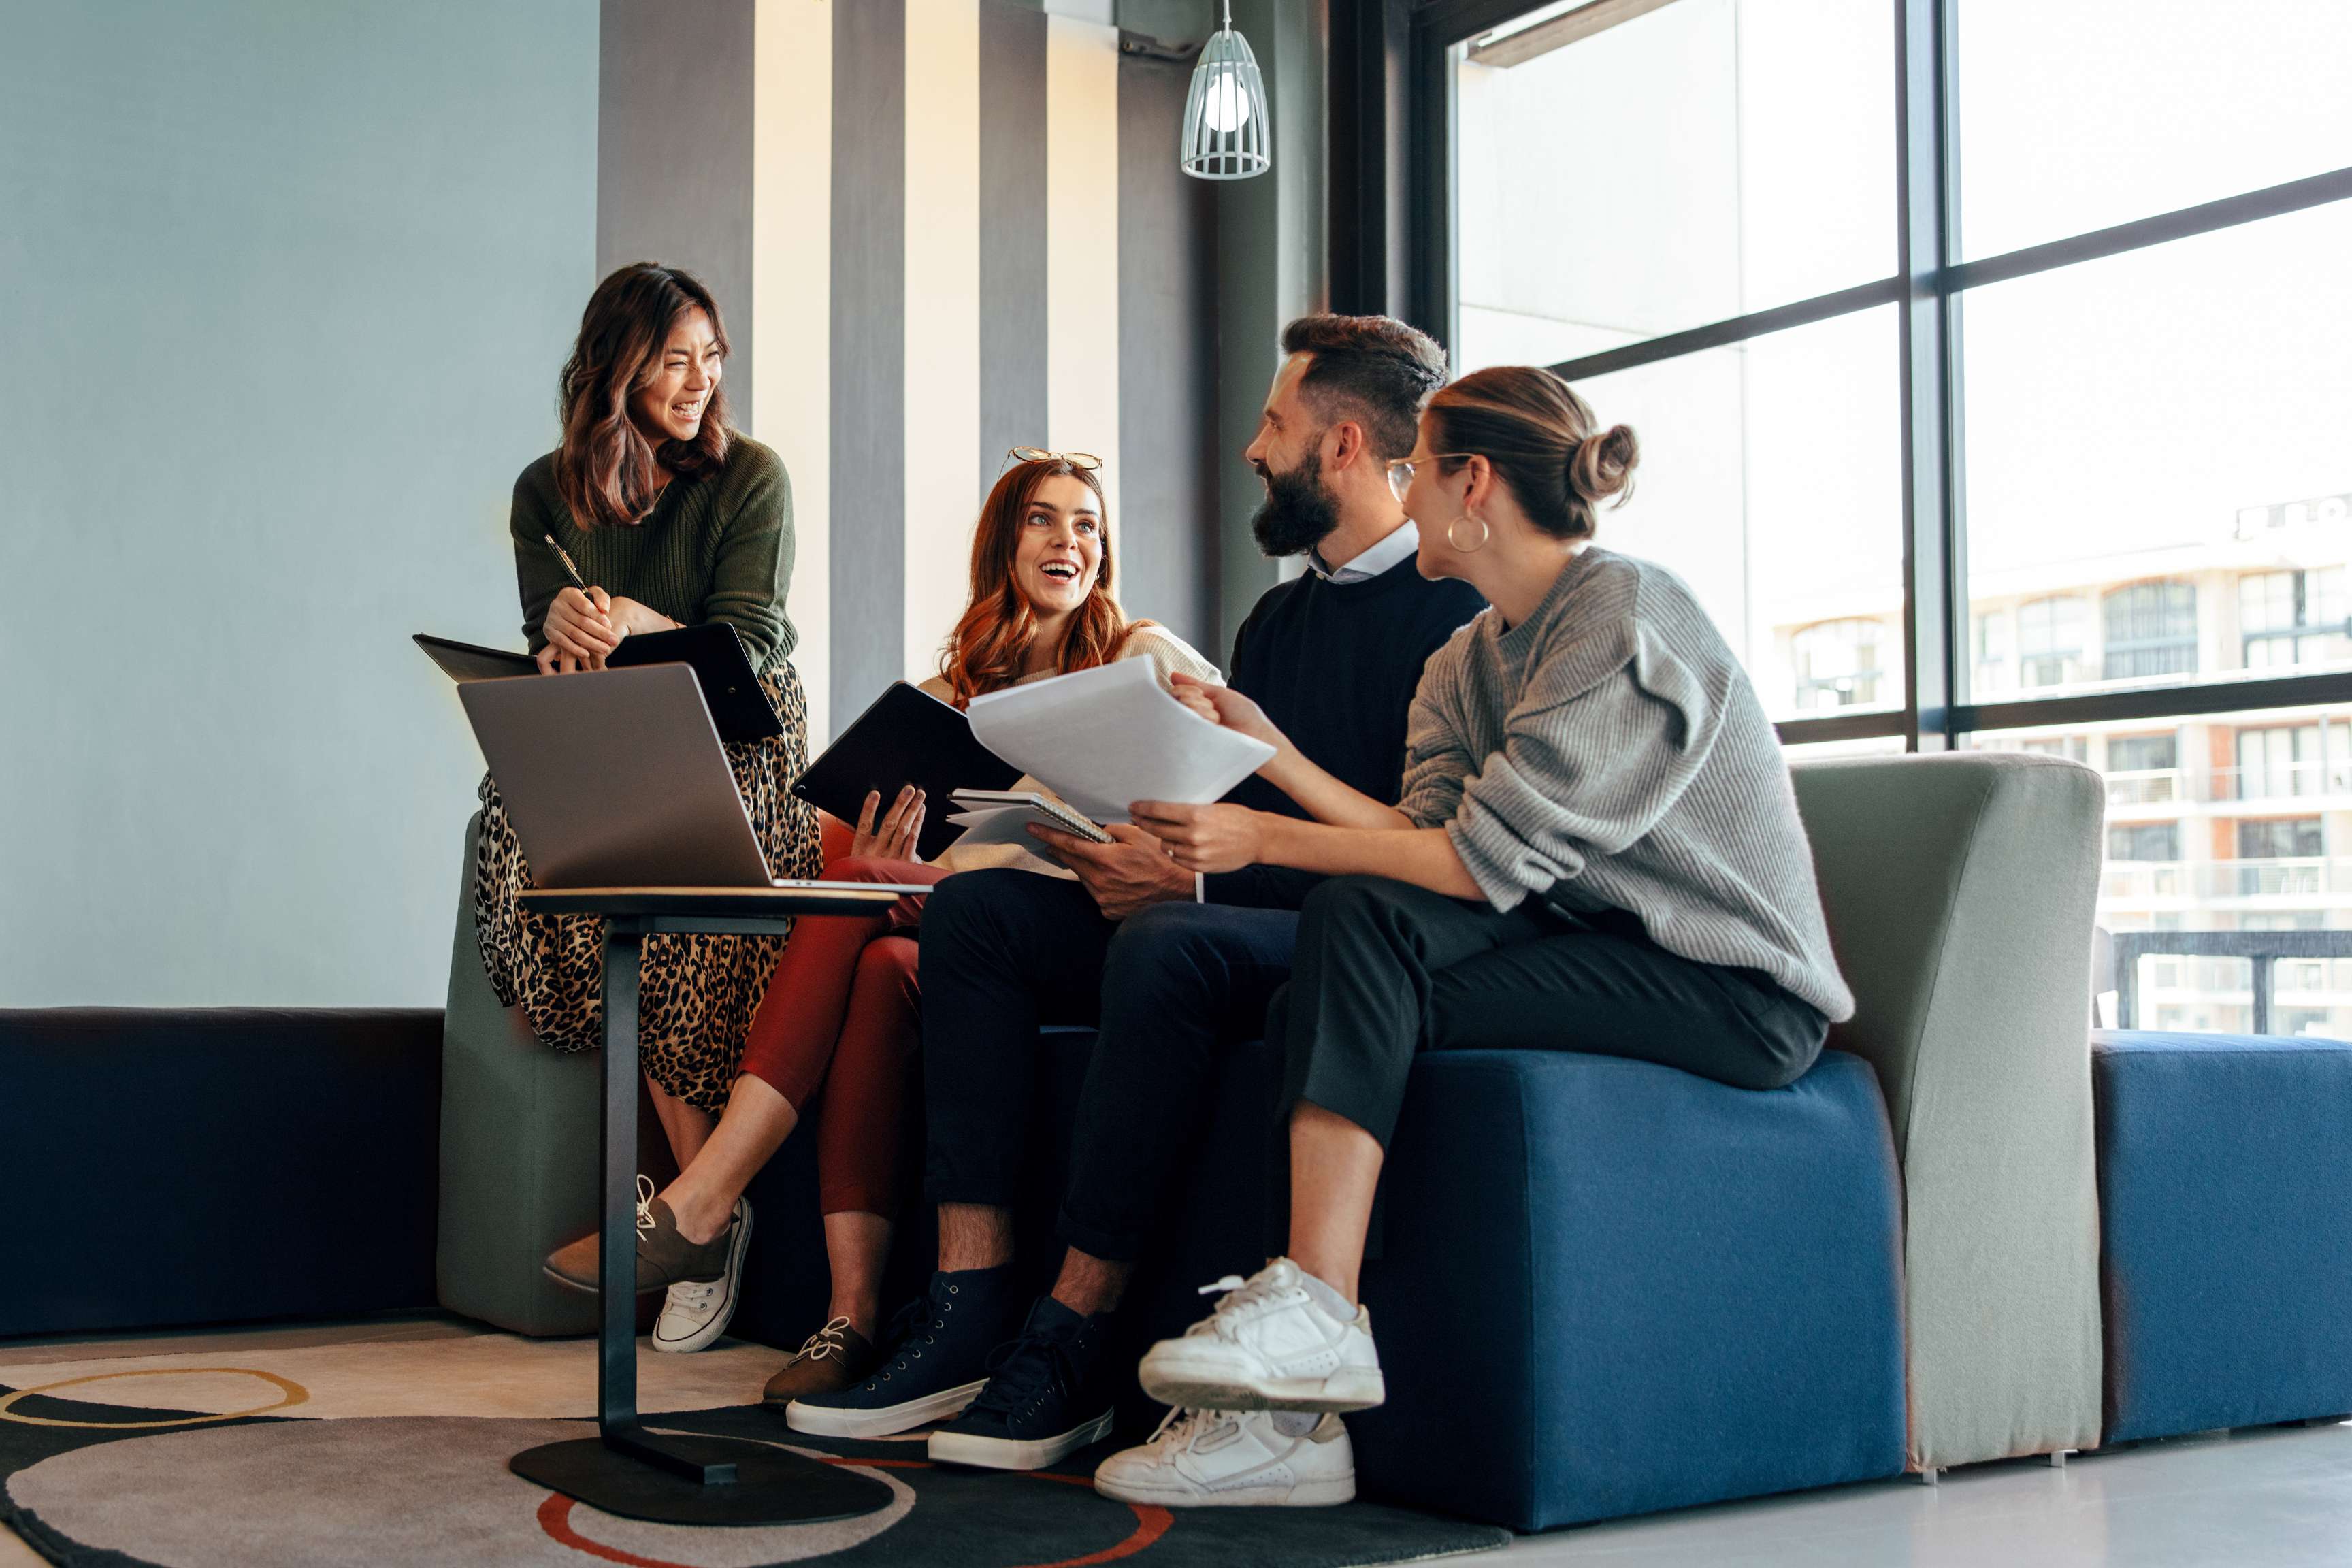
[926,1296,1117,1471]
[786,1267,1015,1438]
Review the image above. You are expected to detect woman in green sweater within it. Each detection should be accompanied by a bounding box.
[473,262,825,1162]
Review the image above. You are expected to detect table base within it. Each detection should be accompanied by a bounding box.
[510,1428,894,1526]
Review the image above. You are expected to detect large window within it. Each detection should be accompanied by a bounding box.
[1422,0,2352,1032]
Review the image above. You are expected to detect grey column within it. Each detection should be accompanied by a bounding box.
[598,0,757,426]
[830,0,910,721]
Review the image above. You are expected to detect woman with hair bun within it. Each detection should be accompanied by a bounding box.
[1102,365,1856,1505]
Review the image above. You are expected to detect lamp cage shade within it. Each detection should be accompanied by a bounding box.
[1180,20,1270,180]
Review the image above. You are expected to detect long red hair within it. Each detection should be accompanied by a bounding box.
[938,459,1141,704]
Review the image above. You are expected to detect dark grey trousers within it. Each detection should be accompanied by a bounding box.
[1275,875,1829,1149]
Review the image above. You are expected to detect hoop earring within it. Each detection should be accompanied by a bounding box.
[1447,512,1490,553]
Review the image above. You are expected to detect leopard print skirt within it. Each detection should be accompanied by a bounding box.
[472,660,825,1113]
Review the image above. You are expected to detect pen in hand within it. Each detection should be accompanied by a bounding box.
[542,533,616,668]
[544,534,593,595]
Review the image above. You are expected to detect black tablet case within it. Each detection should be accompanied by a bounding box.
[792,683,1021,861]
[414,623,784,745]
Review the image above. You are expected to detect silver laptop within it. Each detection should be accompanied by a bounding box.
[457,663,885,890]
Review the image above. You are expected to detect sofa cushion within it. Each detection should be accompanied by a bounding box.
[1350,1047,1906,1530]
[1,1007,440,1337]
[2093,1029,2352,1443]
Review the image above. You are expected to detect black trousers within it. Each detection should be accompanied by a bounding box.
[919,871,1299,1261]
[1277,876,1829,1151]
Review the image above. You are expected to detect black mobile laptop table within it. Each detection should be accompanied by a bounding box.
[507,883,920,1524]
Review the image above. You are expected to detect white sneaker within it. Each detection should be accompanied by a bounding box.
[1137,1258,1384,1414]
[1094,1407,1356,1507]
[650,1198,752,1354]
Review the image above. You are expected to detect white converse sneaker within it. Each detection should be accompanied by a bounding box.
[650,1198,752,1354]
[1137,1258,1384,1414]
[1094,1408,1356,1507]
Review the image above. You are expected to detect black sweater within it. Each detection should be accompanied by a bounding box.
[1206,555,1487,910]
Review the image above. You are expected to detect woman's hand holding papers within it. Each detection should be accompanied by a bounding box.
[852,785,927,862]
[1169,674,1291,764]
[1142,669,1472,889]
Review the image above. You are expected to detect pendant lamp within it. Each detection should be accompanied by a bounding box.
[1180,1,1270,180]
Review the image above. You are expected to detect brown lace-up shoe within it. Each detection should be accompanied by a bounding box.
[544,1176,736,1296]
[764,1318,879,1406]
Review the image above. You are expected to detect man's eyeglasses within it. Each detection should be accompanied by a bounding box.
[1003,446,1103,473]
[1385,453,1477,504]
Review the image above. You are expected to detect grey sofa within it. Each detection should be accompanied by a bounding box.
[1793,752,2106,1471]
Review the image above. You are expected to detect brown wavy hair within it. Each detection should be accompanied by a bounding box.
[553,263,734,529]
[1425,365,1639,540]
[938,459,1143,704]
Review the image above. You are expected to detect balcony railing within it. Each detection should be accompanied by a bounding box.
[2100,856,2352,902]
[2104,768,2183,806]
[2097,759,2352,810]
[2210,759,2352,802]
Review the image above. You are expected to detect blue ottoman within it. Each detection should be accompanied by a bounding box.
[1352,1049,1908,1531]
[2093,1030,2352,1443]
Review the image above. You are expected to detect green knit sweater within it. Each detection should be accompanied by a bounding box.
[508,431,798,675]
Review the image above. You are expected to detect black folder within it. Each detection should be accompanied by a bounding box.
[413,623,784,745]
[792,682,1021,861]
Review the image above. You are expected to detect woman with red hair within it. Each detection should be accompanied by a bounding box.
[544,451,1215,1396]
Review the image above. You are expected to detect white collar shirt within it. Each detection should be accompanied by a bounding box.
[1307,520,1420,585]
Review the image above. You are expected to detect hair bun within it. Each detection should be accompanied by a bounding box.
[1567,423,1639,508]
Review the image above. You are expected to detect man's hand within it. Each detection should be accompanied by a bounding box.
[1030,823,1195,919]
[1126,801,1272,876]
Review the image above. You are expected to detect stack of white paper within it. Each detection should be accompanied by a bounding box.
[964,659,1275,823]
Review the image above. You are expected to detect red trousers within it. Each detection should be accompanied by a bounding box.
[737,854,946,1217]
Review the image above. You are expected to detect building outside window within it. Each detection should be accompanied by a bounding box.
[2017,596,2089,689]
[1790,618,1883,711]
[2232,723,2328,801]
[2105,733,2180,805]
[1974,610,2012,695]
[2238,817,2325,861]
[2241,568,2350,670]
[2019,736,2087,763]
[2102,582,2200,681]
[2109,822,2181,862]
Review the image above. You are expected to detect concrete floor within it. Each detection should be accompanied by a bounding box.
[3,1316,2347,1567]
[1487,1424,2352,1567]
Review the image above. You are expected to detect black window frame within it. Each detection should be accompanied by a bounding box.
[1394,0,2352,749]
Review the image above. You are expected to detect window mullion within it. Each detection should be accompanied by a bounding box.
[1895,0,1957,751]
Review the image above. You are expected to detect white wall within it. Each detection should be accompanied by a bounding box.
[0,0,599,1005]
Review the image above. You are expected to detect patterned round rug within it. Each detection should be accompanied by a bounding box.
[1,1381,1509,1567]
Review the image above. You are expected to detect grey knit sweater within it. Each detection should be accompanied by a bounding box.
[1399,546,1855,1022]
